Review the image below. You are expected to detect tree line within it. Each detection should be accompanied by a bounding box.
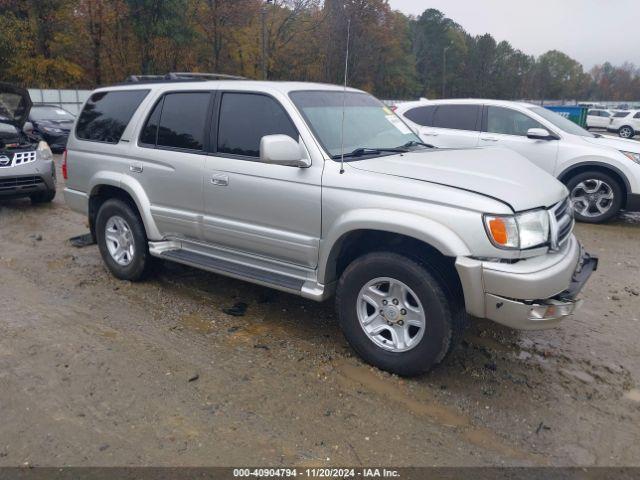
[1,0,638,101]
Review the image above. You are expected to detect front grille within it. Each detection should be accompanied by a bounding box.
[551,197,574,249]
[0,150,37,168]
[0,176,44,191]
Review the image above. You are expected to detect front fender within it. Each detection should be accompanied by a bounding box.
[88,171,162,240]
[318,209,471,284]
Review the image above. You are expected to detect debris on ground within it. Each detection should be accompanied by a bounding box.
[223,302,248,317]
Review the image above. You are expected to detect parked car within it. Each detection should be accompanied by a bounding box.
[0,83,57,203]
[586,109,611,129]
[63,76,596,376]
[395,98,640,223]
[607,110,640,139]
[25,104,75,153]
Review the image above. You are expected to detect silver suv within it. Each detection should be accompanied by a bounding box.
[63,75,597,376]
[0,83,56,203]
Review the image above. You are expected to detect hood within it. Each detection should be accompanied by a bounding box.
[0,82,32,128]
[581,134,640,153]
[349,147,567,212]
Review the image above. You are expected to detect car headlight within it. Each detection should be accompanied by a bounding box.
[42,126,64,133]
[621,151,640,164]
[484,209,550,250]
[36,140,53,162]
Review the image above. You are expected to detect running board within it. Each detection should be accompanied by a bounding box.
[149,241,330,301]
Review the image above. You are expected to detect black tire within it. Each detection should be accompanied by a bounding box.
[619,125,635,139]
[336,252,466,376]
[95,198,152,281]
[566,170,623,223]
[30,188,56,203]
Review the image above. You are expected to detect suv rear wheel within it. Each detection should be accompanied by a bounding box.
[619,125,635,139]
[567,171,623,223]
[336,252,465,376]
[95,198,153,281]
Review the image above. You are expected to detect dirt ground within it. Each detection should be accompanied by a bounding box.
[0,157,639,467]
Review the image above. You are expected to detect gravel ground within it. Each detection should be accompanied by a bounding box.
[0,157,639,467]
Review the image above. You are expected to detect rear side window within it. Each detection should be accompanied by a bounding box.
[76,90,148,143]
[217,93,298,157]
[613,112,629,118]
[404,106,436,126]
[432,105,480,131]
[634,112,640,119]
[139,92,211,151]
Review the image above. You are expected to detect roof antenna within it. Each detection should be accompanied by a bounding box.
[339,16,351,175]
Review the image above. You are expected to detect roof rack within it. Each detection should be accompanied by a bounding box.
[124,72,246,83]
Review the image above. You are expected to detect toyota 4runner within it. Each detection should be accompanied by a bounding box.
[63,75,597,376]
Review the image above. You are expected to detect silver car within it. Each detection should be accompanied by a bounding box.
[63,76,597,376]
[0,83,56,203]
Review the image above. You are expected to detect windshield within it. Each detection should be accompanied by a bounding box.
[289,91,420,158]
[529,106,594,137]
[30,106,75,122]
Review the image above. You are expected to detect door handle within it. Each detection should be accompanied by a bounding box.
[481,137,498,142]
[422,131,439,137]
[129,163,143,173]
[210,174,229,186]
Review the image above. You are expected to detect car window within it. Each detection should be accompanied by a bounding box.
[139,97,163,146]
[30,106,75,122]
[217,92,298,157]
[432,105,479,131]
[156,92,211,151]
[485,106,543,136]
[76,90,148,143]
[634,112,640,119]
[404,106,435,127]
[602,111,611,117]
[613,112,630,118]
[588,110,596,116]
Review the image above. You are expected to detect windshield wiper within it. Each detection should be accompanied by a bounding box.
[399,140,435,149]
[331,147,407,160]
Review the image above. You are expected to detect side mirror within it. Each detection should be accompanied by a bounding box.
[527,128,557,140]
[260,134,310,168]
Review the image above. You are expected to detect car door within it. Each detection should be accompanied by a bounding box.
[410,104,481,148]
[133,90,213,239]
[478,105,559,174]
[201,91,322,268]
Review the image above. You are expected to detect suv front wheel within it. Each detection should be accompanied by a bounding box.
[336,252,465,376]
[618,126,635,139]
[95,198,153,281]
[567,171,623,223]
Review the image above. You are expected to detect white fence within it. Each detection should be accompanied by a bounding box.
[27,89,92,115]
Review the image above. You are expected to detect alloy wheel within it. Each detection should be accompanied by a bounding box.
[105,215,135,266]
[570,179,615,218]
[357,277,426,352]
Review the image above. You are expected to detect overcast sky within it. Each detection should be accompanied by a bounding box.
[388,0,639,70]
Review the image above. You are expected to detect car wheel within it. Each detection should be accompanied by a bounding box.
[336,252,466,376]
[619,126,635,139]
[95,198,153,281]
[567,171,623,223]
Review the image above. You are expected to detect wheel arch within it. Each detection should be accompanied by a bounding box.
[88,175,160,240]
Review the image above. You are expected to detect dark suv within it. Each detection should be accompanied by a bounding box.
[0,83,57,203]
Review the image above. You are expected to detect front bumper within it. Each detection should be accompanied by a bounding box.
[0,158,55,199]
[455,235,597,330]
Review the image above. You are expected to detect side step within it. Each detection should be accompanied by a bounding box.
[159,248,305,292]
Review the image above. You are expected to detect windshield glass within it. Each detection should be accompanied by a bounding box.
[529,106,594,137]
[289,91,420,158]
[30,106,75,122]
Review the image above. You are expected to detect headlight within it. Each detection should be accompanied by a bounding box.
[621,151,640,164]
[42,126,63,133]
[484,209,550,250]
[36,140,53,162]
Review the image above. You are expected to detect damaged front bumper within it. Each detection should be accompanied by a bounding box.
[455,235,597,330]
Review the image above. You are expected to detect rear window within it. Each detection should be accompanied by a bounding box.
[76,90,149,143]
[432,105,480,131]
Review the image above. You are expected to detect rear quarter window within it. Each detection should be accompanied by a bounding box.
[76,90,149,143]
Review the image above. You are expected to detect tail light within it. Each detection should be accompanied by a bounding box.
[390,105,398,112]
[62,149,68,180]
